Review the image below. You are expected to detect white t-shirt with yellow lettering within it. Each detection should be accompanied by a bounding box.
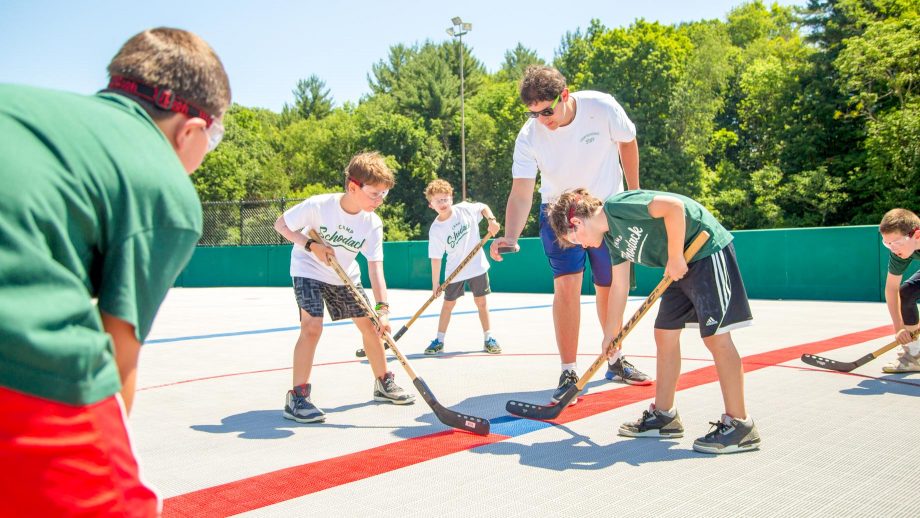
[283,193,383,285]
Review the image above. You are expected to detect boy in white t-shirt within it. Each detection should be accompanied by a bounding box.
[273,152,415,424]
[425,179,503,355]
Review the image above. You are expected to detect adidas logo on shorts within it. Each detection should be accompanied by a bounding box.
[706,317,718,326]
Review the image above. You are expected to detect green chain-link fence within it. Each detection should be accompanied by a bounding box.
[199,199,305,246]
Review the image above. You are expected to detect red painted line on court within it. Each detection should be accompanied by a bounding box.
[162,324,894,517]
[162,431,506,517]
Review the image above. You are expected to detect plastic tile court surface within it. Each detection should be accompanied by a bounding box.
[133,288,920,517]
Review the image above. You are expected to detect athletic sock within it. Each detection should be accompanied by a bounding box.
[483,330,492,341]
[657,406,676,418]
[726,414,751,424]
[437,332,446,342]
[561,362,577,373]
[608,349,623,365]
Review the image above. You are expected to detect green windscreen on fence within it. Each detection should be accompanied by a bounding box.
[175,225,920,303]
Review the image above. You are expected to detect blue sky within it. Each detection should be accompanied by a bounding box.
[0,1,804,112]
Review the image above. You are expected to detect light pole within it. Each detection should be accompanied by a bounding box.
[446,16,471,200]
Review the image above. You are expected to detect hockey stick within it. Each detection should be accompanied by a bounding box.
[355,231,494,357]
[506,230,711,420]
[309,230,490,436]
[801,329,919,372]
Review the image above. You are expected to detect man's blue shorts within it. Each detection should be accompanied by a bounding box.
[539,204,612,287]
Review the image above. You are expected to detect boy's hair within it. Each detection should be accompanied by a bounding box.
[344,151,395,189]
[108,27,231,120]
[520,66,566,106]
[544,188,604,249]
[424,179,454,199]
[880,208,920,235]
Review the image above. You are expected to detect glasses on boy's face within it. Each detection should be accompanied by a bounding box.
[883,228,918,249]
[205,116,224,152]
[348,177,389,200]
[431,196,452,205]
[525,94,561,119]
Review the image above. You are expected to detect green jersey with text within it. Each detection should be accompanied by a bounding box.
[603,190,733,267]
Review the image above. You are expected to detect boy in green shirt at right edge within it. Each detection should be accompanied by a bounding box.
[878,208,920,373]
[546,188,761,454]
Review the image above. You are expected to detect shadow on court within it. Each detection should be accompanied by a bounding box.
[189,379,630,441]
[839,375,920,398]
[472,423,705,471]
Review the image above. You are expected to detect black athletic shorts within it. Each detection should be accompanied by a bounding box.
[444,272,491,301]
[655,243,753,338]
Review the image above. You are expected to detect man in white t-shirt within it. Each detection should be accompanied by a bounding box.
[273,152,415,425]
[489,66,651,403]
[425,179,503,355]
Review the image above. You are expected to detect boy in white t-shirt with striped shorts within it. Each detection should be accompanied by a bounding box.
[425,179,503,355]
[273,152,415,424]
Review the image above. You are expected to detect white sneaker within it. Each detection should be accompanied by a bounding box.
[882,346,920,373]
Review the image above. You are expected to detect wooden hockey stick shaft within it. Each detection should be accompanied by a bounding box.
[393,231,494,341]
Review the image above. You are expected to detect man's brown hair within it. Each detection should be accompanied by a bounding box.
[108,27,231,119]
[424,179,454,199]
[519,66,566,105]
[544,188,604,249]
[880,208,920,236]
[344,151,395,189]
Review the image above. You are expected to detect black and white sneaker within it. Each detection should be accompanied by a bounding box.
[373,372,416,405]
[693,414,761,454]
[618,404,684,437]
[282,384,326,423]
[551,369,580,403]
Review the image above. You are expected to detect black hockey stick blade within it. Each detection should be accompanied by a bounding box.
[413,377,490,436]
[506,384,579,420]
[801,352,870,373]
[392,325,409,341]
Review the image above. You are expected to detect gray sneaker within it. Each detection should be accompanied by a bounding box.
[619,404,684,438]
[693,415,761,454]
[282,384,326,423]
[882,346,920,373]
[605,357,652,386]
[373,372,416,405]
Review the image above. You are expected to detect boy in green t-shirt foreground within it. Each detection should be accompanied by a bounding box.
[545,188,760,454]
[878,208,920,373]
[0,28,230,514]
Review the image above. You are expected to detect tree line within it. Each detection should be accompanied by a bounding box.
[194,0,920,242]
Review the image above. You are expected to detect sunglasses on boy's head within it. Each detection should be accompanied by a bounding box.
[883,227,919,249]
[525,93,561,118]
[348,177,389,200]
[107,76,225,152]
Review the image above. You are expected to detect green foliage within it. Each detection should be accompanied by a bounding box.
[193,1,919,244]
[495,43,546,83]
[282,75,334,124]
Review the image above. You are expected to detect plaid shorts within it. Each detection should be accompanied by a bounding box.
[293,277,371,321]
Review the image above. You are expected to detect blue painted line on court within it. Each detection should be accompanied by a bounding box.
[488,415,555,437]
[145,297,643,345]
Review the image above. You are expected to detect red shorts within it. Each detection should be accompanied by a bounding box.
[0,386,159,517]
